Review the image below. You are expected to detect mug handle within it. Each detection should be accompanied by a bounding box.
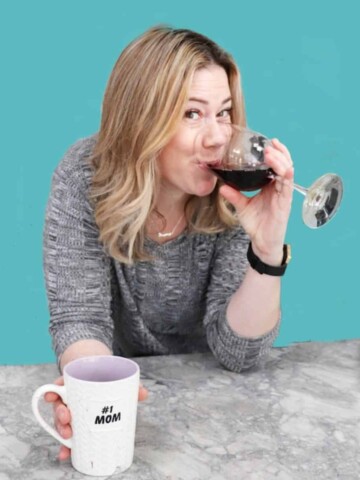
[32,384,72,449]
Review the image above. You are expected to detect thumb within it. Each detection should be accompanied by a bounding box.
[219,184,249,212]
[138,383,149,402]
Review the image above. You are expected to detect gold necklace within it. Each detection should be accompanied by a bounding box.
[157,214,184,238]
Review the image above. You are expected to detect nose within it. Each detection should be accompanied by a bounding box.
[202,121,230,149]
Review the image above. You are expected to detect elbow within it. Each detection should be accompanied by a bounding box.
[212,347,269,374]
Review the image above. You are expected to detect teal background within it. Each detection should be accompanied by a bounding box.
[1,0,359,365]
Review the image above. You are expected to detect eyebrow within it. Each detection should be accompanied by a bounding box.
[188,96,232,105]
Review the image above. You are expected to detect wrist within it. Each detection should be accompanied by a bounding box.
[247,242,291,277]
[60,340,112,372]
[251,244,284,266]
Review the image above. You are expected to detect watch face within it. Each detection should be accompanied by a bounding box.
[285,245,292,264]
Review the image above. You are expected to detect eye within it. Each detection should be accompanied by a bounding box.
[217,107,232,119]
[184,109,201,120]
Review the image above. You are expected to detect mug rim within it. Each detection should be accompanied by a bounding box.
[63,355,139,383]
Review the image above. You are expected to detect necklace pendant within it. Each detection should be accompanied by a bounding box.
[155,213,184,239]
[158,232,172,238]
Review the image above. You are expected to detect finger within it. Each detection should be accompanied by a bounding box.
[44,392,60,403]
[277,165,295,186]
[52,398,64,415]
[269,138,292,166]
[283,167,295,200]
[44,377,65,403]
[274,169,294,205]
[55,404,71,425]
[55,421,73,440]
[264,147,290,176]
[53,376,65,386]
[58,445,71,461]
[138,384,149,402]
[52,398,63,416]
[218,184,249,213]
[272,138,292,161]
[284,165,294,181]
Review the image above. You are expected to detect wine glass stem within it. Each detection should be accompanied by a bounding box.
[293,183,308,197]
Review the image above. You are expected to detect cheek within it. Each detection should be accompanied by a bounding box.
[158,133,194,174]
[163,128,196,158]
[157,145,177,178]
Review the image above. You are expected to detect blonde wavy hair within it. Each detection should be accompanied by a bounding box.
[90,26,246,263]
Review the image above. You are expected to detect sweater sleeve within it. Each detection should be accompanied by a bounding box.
[43,137,114,363]
[203,227,280,373]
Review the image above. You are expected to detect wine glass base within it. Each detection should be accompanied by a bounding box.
[302,174,343,228]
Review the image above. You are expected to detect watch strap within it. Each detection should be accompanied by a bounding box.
[247,242,290,276]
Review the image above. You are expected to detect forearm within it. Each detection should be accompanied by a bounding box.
[226,265,281,338]
[218,135,293,338]
[60,339,112,372]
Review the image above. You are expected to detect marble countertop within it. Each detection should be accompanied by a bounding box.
[1,340,360,479]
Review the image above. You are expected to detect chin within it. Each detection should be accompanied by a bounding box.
[193,180,217,197]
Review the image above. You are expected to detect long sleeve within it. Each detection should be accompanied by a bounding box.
[203,227,280,373]
[43,137,280,368]
[43,137,114,362]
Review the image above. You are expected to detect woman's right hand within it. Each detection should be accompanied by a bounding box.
[44,376,149,461]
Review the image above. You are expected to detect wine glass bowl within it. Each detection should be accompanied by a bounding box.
[209,126,275,192]
[197,124,343,228]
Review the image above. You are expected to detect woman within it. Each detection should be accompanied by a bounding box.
[44,26,293,460]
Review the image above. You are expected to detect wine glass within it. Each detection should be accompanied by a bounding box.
[200,124,343,228]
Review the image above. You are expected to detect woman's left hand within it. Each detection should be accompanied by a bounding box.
[219,138,294,265]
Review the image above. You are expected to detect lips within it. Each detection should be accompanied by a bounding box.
[198,160,222,170]
[208,160,222,169]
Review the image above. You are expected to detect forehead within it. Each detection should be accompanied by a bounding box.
[188,65,231,100]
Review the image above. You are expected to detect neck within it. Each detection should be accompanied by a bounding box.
[146,186,190,242]
[147,202,188,242]
[154,185,191,218]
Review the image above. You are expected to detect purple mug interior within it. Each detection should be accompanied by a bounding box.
[64,355,139,382]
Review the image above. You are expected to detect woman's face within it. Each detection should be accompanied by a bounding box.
[157,64,232,201]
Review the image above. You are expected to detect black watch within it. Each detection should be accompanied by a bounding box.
[247,242,291,276]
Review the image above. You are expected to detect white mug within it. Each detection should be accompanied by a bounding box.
[32,355,140,476]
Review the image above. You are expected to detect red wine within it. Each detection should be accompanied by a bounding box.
[211,166,273,192]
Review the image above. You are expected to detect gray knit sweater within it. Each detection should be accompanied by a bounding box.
[43,135,280,372]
